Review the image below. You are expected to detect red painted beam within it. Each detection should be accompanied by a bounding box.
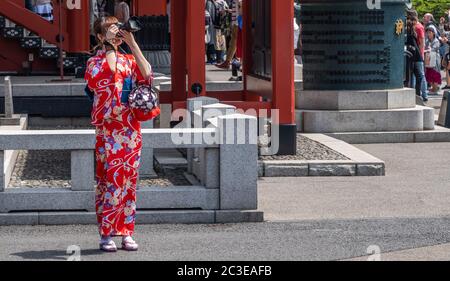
[186,0,206,98]
[170,0,187,102]
[0,0,71,51]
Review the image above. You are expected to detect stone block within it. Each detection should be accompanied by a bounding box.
[187,97,219,113]
[327,132,416,144]
[356,164,385,176]
[140,120,157,179]
[215,210,264,223]
[202,103,237,127]
[39,212,96,225]
[71,150,95,191]
[0,189,95,213]
[136,186,219,210]
[218,114,258,210]
[265,164,309,177]
[137,210,215,224]
[154,149,188,167]
[420,105,435,130]
[201,148,219,188]
[309,164,356,176]
[300,106,426,133]
[159,103,172,128]
[296,88,416,111]
[0,213,39,225]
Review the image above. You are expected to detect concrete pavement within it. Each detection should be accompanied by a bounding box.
[2,142,450,260]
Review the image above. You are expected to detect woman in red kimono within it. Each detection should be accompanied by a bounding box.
[85,16,153,252]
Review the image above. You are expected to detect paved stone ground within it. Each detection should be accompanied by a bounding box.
[260,134,348,161]
[2,143,450,260]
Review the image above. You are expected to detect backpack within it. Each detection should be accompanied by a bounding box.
[210,0,227,29]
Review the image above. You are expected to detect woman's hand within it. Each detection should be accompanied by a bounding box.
[118,30,137,48]
[106,25,120,41]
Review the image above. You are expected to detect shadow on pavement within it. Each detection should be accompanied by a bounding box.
[11,249,105,260]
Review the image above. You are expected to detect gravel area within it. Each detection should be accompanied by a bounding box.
[260,134,349,161]
[8,149,191,188]
[7,125,191,189]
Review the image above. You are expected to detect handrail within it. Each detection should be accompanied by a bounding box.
[0,0,70,50]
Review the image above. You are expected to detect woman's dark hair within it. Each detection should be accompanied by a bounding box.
[89,16,119,53]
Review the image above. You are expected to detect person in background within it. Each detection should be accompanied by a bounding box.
[424,13,439,35]
[205,8,214,63]
[216,0,239,69]
[206,0,217,64]
[229,0,242,81]
[97,0,108,18]
[33,0,54,22]
[406,13,425,99]
[294,18,300,63]
[212,0,229,65]
[425,25,442,95]
[408,10,428,101]
[442,24,450,90]
[90,0,100,48]
[294,2,302,64]
[439,17,447,59]
[115,0,130,24]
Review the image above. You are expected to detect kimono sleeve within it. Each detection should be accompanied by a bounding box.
[129,55,153,86]
[84,57,109,91]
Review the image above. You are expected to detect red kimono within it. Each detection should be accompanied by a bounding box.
[85,50,153,237]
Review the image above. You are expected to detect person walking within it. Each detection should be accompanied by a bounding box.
[408,11,428,101]
[211,0,228,64]
[425,25,442,95]
[216,0,239,69]
[84,16,153,252]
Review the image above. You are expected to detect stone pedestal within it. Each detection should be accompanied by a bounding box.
[297,0,435,135]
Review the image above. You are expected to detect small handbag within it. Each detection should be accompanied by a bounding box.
[128,84,161,122]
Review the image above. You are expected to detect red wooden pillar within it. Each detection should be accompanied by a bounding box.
[271,0,296,155]
[67,0,89,52]
[186,0,206,97]
[170,0,187,102]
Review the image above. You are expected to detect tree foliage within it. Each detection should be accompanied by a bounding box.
[413,0,449,18]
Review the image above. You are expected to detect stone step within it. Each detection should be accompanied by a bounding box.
[296,88,416,111]
[154,149,188,167]
[0,210,264,225]
[296,105,435,133]
[326,125,450,144]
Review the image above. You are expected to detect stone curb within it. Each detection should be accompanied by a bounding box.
[326,125,450,144]
[259,134,385,177]
[0,210,264,226]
